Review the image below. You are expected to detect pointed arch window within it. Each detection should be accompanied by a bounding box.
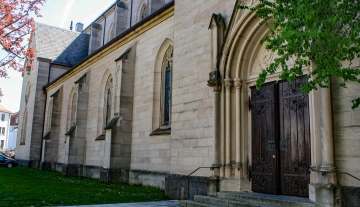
[140,4,147,20]
[161,46,173,127]
[46,99,53,132]
[104,75,113,128]
[20,111,27,145]
[70,93,77,126]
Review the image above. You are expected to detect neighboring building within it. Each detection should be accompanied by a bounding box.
[8,112,19,150]
[16,0,360,206]
[0,105,12,150]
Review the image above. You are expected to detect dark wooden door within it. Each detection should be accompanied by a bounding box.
[250,82,278,194]
[278,77,310,197]
[250,76,310,197]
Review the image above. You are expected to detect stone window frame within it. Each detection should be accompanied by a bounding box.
[70,92,77,126]
[46,99,53,133]
[160,46,173,129]
[103,75,113,131]
[139,3,147,21]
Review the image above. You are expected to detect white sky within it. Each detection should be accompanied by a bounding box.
[0,0,115,113]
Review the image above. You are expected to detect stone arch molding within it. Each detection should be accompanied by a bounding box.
[67,86,78,130]
[151,38,173,131]
[97,69,114,135]
[214,0,327,197]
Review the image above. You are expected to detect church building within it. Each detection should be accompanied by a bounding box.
[16,0,360,206]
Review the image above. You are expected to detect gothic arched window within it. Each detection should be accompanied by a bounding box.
[20,111,27,144]
[46,100,53,132]
[161,46,173,127]
[70,93,77,126]
[104,75,113,128]
[140,4,147,20]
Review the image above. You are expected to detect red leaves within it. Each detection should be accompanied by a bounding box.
[0,0,45,76]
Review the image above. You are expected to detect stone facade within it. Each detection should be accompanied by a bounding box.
[16,0,360,206]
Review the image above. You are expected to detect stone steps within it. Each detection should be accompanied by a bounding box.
[179,192,316,207]
[180,195,276,207]
[216,192,315,207]
[179,200,224,207]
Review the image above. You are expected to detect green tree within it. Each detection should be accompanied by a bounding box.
[239,0,360,109]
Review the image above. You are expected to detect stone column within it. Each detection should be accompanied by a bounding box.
[103,129,112,169]
[319,87,336,173]
[212,85,222,177]
[234,78,242,178]
[224,79,233,178]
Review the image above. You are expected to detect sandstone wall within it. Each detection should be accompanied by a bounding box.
[332,57,360,187]
[170,0,235,176]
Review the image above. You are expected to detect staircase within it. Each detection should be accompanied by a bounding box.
[179,192,316,207]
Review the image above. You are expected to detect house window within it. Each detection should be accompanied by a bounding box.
[0,127,5,135]
[104,75,113,128]
[0,140,3,149]
[161,46,173,127]
[1,114,4,121]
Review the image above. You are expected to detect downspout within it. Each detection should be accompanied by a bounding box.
[38,62,51,168]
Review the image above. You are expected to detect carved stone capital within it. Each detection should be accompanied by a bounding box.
[224,79,233,89]
[208,69,222,88]
[213,85,222,92]
[234,78,242,89]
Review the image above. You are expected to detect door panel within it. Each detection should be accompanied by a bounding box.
[250,76,310,197]
[279,77,310,197]
[251,82,278,194]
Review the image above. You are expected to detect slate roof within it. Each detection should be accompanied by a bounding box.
[0,105,12,113]
[34,22,89,67]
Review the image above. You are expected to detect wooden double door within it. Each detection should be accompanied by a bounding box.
[250,76,310,197]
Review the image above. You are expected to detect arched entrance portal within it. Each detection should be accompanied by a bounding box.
[215,4,315,198]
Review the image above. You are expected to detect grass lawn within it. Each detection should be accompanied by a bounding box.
[0,167,170,207]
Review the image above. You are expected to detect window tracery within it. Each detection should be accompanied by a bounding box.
[161,46,173,127]
[104,75,113,128]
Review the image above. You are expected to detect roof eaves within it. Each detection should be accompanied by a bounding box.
[43,0,175,91]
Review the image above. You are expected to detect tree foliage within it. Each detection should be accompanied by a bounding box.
[0,0,45,77]
[239,0,360,109]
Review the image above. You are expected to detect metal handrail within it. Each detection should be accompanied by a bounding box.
[186,163,238,199]
[308,166,360,181]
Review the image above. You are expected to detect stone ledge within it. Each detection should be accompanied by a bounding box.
[149,128,171,136]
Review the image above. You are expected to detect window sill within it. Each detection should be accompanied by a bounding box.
[149,128,171,136]
[95,134,105,141]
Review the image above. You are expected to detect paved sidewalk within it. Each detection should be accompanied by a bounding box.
[57,200,180,207]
